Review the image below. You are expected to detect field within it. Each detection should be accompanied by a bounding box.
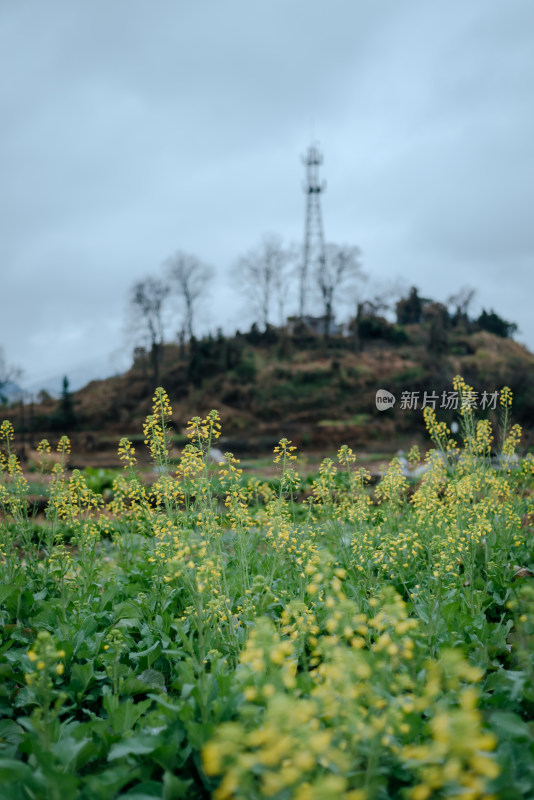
[1,378,534,800]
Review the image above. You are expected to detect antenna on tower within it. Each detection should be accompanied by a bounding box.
[299,143,326,318]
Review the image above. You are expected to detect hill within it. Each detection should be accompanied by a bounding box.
[8,318,534,467]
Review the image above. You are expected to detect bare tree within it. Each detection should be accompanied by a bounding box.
[446,286,476,325]
[316,244,363,336]
[272,237,298,326]
[165,251,214,340]
[0,347,23,403]
[130,277,170,386]
[233,234,295,329]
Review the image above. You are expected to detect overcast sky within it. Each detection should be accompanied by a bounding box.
[1,0,533,392]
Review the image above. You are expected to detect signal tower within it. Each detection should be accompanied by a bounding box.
[299,143,326,318]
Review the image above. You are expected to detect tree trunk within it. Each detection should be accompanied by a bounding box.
[324,295,333,344]
[355,302,363,352]
[186,295,194,340]
[151,341,160,388]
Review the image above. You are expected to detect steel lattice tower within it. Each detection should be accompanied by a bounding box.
[299,143,326,318]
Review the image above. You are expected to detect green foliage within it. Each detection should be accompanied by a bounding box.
[82,468,120,499]
[477,309,518,339]
[233,358,256,382]
[188,334,255,387]
[0,390,534,798]
[396,286,425,325]
[357,315,408,344]
[57,376,76,430]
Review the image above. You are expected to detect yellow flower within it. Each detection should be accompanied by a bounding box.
[0,420,14,442]
[57,435,71,455]
[202,741,223,776]
[500,386,513,407]
[470,753,500,779]
[37,438,51,455]
[153,387,173,418]
[293,750,315,771]
[118,437,137,467]
[411,785,431,800]
[309,731,331,753]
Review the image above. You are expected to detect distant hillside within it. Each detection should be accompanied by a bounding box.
[11,319,534,457]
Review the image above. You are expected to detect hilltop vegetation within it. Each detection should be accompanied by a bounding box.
[12,306,534,460]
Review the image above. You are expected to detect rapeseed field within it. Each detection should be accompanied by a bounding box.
[0,379,533,799]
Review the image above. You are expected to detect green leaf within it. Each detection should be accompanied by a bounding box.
[108,735,160,761]
[491,711,533,741]
[0,758,33,782]
[120,779,163,796]
[51,735,94,769]
[83,763,138,797]
[181,683,195,700]
[0,719,24,746]
[115,618,140,629]
[0,585,18,608]
[146,693,182,713]
[69,661,95,697]
[138,669,166,691]
[114,601,142,621]
[163,771,193,800]
[121,675,155,696]
[129,641,160,661]
[107,698,152,735]
[101,585,121,609]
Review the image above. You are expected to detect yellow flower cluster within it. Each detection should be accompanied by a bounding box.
[109,471,151,521]
[475,419,493,456]
[36,438,51,455]
[48,468,102,522]
[0,419,14,444]
[273,438,298,464]
[311,457,337,508]
[220,455,251,532]
[453,374,477,416]
[186,410,222,448]
[204,585,498,800]
[57,435,71,455]
[25,631,66,686]
[502,423,522,459]
[118,437,137,467]
[177,443,205,481]
[0,449,29,518]
[143,413,168,462]
[153,386,173,418]
[500,385,513,408]
[423,407,458,456]
[374,457,408,506]
[405,652,498,800]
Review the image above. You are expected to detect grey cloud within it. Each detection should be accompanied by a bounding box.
[1,0,533,386]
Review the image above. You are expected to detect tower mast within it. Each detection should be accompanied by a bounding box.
[299,143,326,318]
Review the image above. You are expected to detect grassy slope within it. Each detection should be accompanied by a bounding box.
[9,326,534,457]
